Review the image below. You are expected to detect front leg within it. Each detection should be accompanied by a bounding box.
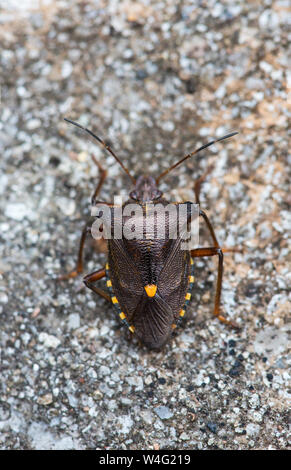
[59,153,109,280]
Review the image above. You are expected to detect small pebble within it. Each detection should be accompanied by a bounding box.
[37,394,53,406]
[38,333,61,349]
[61,60,73,78]
[67,313,80,330]
[154,406,174,420]
[206,422,218,434]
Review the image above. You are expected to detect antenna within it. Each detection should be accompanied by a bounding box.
[156,132,238,183]
[64,118,136,185]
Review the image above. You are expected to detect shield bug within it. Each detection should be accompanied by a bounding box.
[60,118,239,349]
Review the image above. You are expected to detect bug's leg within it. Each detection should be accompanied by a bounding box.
[199,208,219,247]
[196,173,243,253]
[190,246,239,328]
[59,223,92,280]
[83,268,111,302]
[193,165,233,246]
[90,155,107,205]
[194,165,214,205]
[60,155,109,280]
[193,176,240,326]
[199,209,243,254]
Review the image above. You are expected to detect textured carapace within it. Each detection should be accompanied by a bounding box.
[63,118,238,348]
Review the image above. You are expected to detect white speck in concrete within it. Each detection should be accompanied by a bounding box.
[67,313,80,330]
[39,332,61,349]
[154,406,173,420]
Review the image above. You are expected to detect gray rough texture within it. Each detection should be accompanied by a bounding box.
[0,0,290,450]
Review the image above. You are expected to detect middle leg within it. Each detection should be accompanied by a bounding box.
[83,267,111,302]
[59,222,92,280]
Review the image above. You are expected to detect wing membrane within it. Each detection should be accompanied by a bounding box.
[133,293,174,348]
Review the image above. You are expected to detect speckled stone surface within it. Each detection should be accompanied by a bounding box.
[0,0,290,450]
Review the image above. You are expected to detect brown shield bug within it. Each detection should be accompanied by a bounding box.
[60,118,239,349]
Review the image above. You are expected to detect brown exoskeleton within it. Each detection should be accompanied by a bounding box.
[60,118,239,348]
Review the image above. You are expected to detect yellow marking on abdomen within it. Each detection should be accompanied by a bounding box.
[144,284,157,297]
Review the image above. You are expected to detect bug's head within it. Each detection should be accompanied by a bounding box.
[129,175,163,202]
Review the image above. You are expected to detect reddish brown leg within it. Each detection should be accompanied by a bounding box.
[197,179,243,254]
[191,246,239,328]
[90,155,107,205]
[193,172,240,327]
[60,155,109,280]
[194,165,214,205]
[199,209,242,254]
[194,166,225,246]
[59,223,91,280]
[83,268,111,302]
[199,208,219,247]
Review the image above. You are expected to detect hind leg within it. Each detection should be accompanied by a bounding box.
[191,246,239,328]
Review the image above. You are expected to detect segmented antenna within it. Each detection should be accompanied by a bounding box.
[156,132,238,183]
[64,118,136,185]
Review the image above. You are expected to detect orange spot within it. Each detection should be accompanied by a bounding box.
[144,284,157,297]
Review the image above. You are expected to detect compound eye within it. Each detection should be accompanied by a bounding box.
[129,191,137,200]
[153,190,163,201]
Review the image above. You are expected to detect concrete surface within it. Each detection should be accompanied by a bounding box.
[0,0,290,450]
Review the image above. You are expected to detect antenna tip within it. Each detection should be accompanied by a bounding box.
[216,131,239,143]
